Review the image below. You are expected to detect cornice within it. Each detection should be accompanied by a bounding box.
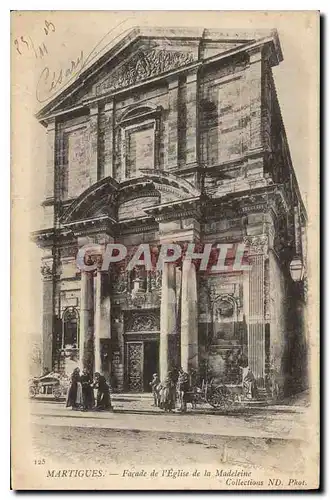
[144,196,202,222]
[118,217,159,235]
[63,215,116,238]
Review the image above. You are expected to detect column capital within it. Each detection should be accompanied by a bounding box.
[104,99,114,112]
[46,117,56,132]
[89,104,99,116]
[167,76,179,89]
[186,70,198,84]
[40,261,53,281]
[244,234,268,256]
[93,254,104,271]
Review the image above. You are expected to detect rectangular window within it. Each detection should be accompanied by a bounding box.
[56,125,90,200]
[125,123,154,179]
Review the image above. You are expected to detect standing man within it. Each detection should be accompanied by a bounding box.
[177,367,190,413]
[149,373,160,407]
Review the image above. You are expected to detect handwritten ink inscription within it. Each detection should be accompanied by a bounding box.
[13,20,55,60]
[35,18,133,104]
[36,50,84,102]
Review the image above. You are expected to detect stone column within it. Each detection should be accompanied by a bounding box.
[166,77,179,169]
[244,235,268,386]
[89,105,99,183]
[181,259,198,372]
[104,100,114,178]
[93,264,111,374]
[79,271,94,372]
[41,259,54,372]
[186,71,198,166]
[94,268,102,373]
[160,262,178,381]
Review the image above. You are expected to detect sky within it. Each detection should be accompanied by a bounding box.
[11,11,319,340]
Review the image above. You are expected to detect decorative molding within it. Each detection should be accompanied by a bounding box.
[96,49,194,95]
[145,197,202,222]
[60,246,78,258]
[40,261,53,280]
[125,311,160,332]
[243,234,268,256]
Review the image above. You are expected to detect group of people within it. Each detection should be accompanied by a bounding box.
[150,367,192,413]
[66,368,113,411]
[66,364,258,413]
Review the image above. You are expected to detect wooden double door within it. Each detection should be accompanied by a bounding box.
[125,339,159,392]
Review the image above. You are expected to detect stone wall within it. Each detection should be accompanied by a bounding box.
[200,57,249,167]
[56,114,91,200]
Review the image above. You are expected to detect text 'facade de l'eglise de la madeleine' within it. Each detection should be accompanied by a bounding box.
[33,27,308,398]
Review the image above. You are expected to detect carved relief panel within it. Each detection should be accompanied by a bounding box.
[111,262,162,309]
[96,48,195,96]
[125,311,160,333]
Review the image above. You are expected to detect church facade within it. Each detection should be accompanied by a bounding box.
[33,27,308,397]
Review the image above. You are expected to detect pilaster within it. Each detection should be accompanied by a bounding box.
[246,48,263,152]
[40,259,54,372]
[104,100,115,178]
[243,234,268,386]
[185,71,198,166]
[89,105,99,184]
[166,77,179,169]
[44,118,56,201]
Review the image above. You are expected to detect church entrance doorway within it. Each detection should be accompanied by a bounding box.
[125,339,159,392]
[124,310,160,393]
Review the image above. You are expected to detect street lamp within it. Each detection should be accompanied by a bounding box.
[289,256,305,282]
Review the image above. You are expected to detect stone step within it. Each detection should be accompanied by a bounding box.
[256,388,269,401]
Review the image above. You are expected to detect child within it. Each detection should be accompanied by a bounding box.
[149,373,160,407]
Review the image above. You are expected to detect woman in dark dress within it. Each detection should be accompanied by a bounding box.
[66,367,83,409]
[81,368,95,410]
[159,371,176,412]
[93,372,113,411]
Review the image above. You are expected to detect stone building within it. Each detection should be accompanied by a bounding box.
[33,27,308,396]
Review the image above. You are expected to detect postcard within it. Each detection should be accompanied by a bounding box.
[11,10,319,490]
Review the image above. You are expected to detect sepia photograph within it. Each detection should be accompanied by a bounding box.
[10,10,319,490]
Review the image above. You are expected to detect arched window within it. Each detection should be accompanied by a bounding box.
[62,307,79,348]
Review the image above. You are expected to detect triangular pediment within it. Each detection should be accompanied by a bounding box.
[37,27,282,121]
[75,38,197,105]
